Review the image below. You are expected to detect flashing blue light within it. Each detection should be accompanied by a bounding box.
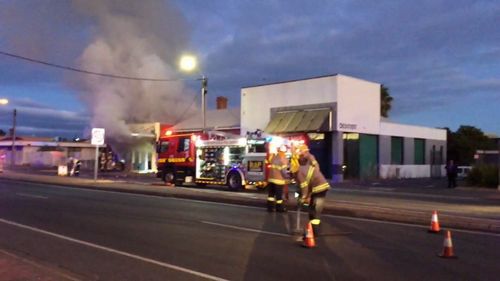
[265,136,272,142]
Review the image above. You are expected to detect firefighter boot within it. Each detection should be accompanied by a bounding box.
[276,200,287,212]
[267,198,276,212]
[311,219,321,237]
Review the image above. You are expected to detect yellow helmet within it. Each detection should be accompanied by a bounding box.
[295,144,309,154]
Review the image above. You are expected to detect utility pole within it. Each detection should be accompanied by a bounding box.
[497,139,500,190]
[11,109,16,167]
[201,76,208,133]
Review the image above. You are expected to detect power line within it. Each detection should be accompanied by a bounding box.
[0,50,194,82]
[174,93,200,125]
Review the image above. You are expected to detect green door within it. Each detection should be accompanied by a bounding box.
[360,134,378,179]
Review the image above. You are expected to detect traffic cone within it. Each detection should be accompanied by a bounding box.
[438,230,457,258]
[428,210,441,233]
[302,222,316,248]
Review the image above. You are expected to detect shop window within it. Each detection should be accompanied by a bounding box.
[414,139,425,164]
[391,137,404,165]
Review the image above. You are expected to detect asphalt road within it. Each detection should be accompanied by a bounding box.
[0,179,499,281]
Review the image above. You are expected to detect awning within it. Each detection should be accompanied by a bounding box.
[264,109,330,133]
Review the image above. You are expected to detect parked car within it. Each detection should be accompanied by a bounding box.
[457,166,472,179]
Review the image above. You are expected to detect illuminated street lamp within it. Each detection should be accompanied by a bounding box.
[179,54,207,132]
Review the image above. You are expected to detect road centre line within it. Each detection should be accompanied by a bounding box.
[201,221,291,237]
[323,214,500,238]
[0,218,229,281]
[16,193,48,199]
[6,180,499,237]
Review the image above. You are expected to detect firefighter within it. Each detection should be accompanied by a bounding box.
[295,144,330,236]
[267,144,290,212]
[289,144,301,177]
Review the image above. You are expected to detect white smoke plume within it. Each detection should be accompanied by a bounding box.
[73,0,198,142]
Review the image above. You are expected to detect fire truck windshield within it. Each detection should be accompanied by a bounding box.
[157,141,170,153]
[248,141,266,153]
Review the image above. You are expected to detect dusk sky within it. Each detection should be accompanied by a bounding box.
[0,0,499,138]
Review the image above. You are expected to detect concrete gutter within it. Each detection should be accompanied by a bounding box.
[1,171,499,234]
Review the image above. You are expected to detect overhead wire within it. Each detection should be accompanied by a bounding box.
[0,50,222,129]
[173,92,200,125]
[0,50,194,82]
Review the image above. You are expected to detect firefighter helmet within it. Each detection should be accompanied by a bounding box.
[279,144,288,152]
[296,144,309,154]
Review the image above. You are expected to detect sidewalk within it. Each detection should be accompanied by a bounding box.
[1,168,499,233]
[0,249,78,281]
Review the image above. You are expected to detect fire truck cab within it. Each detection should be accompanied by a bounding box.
[156,131,269,190]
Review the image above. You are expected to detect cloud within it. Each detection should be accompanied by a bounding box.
[174,0,500,133]
[0,98,88,137]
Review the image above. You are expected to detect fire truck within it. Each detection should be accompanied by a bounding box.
[156,130,272,190]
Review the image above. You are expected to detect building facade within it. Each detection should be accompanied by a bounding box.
[0,136,103,169]
[241,74,446,182]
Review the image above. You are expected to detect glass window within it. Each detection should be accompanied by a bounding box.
[414,139,425,164]
[177,138,190,152]
[391,137,404,165]
[158,141,170,153]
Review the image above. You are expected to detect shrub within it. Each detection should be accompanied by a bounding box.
[466,164,499,188]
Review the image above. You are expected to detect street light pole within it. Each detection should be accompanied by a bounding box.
[179,55,207,133]
[201,76,208,133]
[11,108,16,167]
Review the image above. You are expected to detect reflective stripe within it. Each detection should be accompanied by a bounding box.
[276,200,283,204]
[304,166,314,186]
[267,197,276,202]
[300,182,308,189]
[268,179,286,185]
[312,182,330,193]
[310,219,321,225]
[311,160,318,167]
[270,164,287,170]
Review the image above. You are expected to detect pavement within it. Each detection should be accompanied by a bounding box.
[0,167,499,280]
[0,248,77,281]
[1,166,499,235]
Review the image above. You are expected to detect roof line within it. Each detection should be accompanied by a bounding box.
[241,73,339,89]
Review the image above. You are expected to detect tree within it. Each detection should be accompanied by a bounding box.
[447,125,495,165]
[0,129,5,136]
[380,85,393,118]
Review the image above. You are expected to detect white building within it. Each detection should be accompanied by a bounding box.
[241,74,446,182]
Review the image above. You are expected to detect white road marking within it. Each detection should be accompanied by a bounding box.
[5,180,499,237]
[332,188,479,201]
[16,193,48,199]
[0,248,81,281]
[0,218,228,281]
[322,214,500,238]
[201,221,291,237]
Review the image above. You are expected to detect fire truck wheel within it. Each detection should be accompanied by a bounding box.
[227,172,243,191]
[162,168,175,184]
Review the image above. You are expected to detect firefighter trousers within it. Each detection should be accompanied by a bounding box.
[308,191,327,235]
[267,183,286,212]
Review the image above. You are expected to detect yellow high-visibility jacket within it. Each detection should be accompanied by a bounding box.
[296,154,330,199]
[290,153,300,174]
[268,153,289,185]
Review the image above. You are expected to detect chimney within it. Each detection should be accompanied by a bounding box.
[216,96,228,110]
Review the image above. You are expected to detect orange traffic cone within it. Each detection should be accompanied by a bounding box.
[438,230,457,258]
[428,210,441,233]
[302,222,316,248]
